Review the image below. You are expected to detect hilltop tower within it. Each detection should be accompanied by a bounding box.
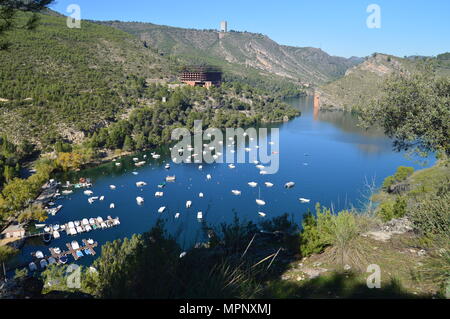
[220,21,228,33]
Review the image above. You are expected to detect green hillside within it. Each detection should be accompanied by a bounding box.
[97,21,362,86]
[318,53,450,110]
[0,12,179,146]
[0,12,298,151]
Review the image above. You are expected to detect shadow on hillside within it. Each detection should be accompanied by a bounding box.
[262,271,436,299]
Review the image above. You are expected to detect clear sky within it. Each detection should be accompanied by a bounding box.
[50,0,450,58]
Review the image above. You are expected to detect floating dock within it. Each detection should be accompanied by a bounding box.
[49,239,98,261]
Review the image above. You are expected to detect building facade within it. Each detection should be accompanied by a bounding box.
[180,67,222,88]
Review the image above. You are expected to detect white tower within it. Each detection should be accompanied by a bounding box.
[220,21,228,33]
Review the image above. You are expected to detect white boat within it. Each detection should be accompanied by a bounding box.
[115,162,121,166]
[110,203,115,209]
[44,226,51,232]
[152,154,161,159]
[166,176,176,182]
[52,225,60,231]
[256,199,266,206]
[180,252,187,258]
[258,212,266,217]
[299,198,311,203]
[259,170,268,175]
[71,241,80,250]
[285,182,295,189]
[136,196,144,205]
[40,259,48,269]
[198,165,203,170]
[68,221,75,228]
[99,196,105,201]
[155,191,164,197]
[228,164,235,169]
[84,190,93,196]
[135,161,146,167]
[133,158,139,162]
[165,163,170,169]
[136,181,147,187]
[264,182,274,187]
[197,212,203,219]
[110,185,116,190]
[89,218,95,225]
[85,225,92,232]
[175,213,180,219]
[69,228,77,235]
[88,198,94,204]
[82,218,89,225]
[132,171,139,175]
[76,226,84,233]
[53,231,60,239]
[256,165,265,170]
[35,224,46,229]
[231,190,241,196]
[62,190,73,195]
[199,193,204,198]
[248,182,258,188]
[29,262,37,271]
[35,251,44,259]
[206,174,212,180]
[186,200,192,208]
[158,206,166,213]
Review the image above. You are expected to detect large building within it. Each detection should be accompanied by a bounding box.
[180,66,222,88]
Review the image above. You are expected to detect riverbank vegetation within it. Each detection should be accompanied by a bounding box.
[0,159,56,226]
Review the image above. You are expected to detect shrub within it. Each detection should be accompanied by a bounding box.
[299,210,329,257]
[409,193,449,238]
[299,204,361,265]
[377,196,407,222]
[382,166,414,191]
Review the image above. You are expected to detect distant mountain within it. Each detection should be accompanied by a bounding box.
[96,21,362,86]
[317,52,450,110]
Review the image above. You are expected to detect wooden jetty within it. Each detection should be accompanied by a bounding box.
[49,239,98,261]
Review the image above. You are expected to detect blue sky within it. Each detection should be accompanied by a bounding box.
[51,0,450,58]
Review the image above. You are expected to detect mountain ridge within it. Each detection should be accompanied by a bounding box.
[96,20,363,86]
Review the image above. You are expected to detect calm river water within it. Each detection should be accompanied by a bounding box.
[17,96,433,266]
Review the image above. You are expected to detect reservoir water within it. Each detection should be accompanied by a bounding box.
[18,96,433,265]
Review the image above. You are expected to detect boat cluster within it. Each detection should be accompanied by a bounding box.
[63,216,120,236]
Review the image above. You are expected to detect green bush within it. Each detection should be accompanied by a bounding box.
[299,204,360,263]
[299,210,329,257]
[377,196,407,222]
[382,166,414,191]
[409,193,450,238]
